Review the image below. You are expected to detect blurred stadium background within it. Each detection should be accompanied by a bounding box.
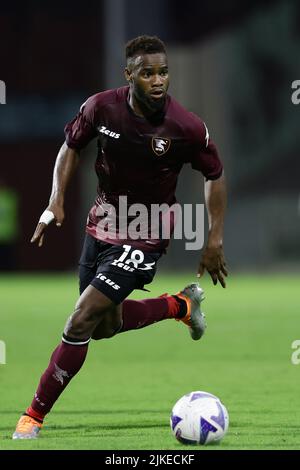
[0,0,299,272]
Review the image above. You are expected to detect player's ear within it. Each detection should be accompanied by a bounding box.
[124,67,133,83]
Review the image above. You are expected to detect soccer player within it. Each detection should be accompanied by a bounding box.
[13,35,227,439]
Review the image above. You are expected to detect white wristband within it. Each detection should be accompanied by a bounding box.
[39,210,55,225]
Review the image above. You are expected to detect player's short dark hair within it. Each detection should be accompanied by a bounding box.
[126,35,166,60]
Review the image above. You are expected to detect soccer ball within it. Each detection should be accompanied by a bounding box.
[170,391,229,445]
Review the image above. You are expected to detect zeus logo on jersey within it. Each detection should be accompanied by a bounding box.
[98,125,120,139]
[152,137,171,156]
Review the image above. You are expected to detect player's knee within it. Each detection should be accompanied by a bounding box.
[65,301,109,338]
[64,313,88,337]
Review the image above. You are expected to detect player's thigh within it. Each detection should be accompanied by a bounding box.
[76,242,162,338]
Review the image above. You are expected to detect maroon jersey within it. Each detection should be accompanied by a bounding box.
[65,86,223,252]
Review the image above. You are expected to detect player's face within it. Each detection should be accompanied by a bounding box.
[127,53,169,113]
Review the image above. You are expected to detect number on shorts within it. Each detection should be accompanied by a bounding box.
[115,245,145,268]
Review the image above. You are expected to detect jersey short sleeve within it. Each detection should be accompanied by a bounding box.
[64,95,98,150]
[189,117,223,180]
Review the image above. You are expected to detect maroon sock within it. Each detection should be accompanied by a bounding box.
[120,295,181,333]
[28,337,89,419]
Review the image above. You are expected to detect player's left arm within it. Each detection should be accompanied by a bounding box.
[188,115,228,287]
[197,172,228,287]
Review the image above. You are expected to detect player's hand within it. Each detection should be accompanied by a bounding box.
[197,244,228,288]
[30,204,65,247]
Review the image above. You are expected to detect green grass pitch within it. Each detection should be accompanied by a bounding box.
[0,273,299,450]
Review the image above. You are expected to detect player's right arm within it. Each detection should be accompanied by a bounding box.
[31,143,80,247]
[31,94,99,247]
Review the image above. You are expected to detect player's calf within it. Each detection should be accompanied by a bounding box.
[174,283,206,340]
[91,305,123,340]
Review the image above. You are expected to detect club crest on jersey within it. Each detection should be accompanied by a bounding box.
[151,137,171,156]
